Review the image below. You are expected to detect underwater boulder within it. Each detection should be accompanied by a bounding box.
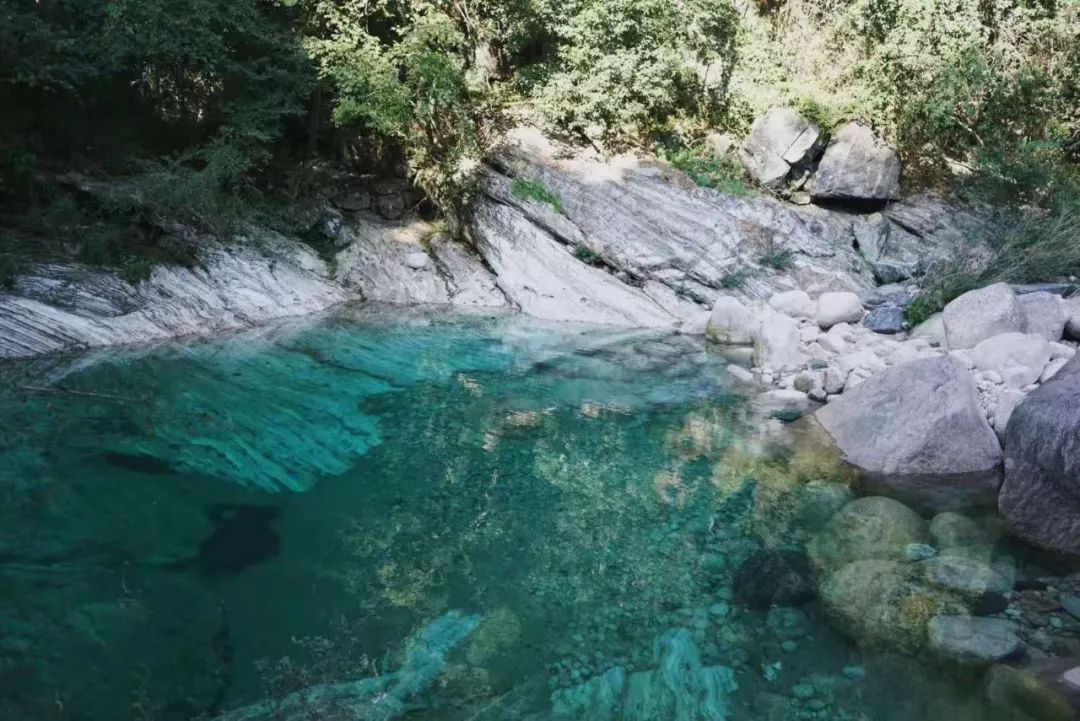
[808,497,928,575]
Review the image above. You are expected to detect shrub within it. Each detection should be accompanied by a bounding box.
[511,178,564,213]
[720,269,750,289]
[534,0,739,144]
[758,247,795,271]
[662,145,751,196]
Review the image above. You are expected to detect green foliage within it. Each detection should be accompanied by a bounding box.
[758,247,795,271]
[908,201,1080,323]
[511,178,564,213]
[534,0,739,144]
[662,144,751,196]
[719,269,750,290]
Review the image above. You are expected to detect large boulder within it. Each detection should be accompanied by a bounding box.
[809,496,927,574]
[753,309,804,370]
[815,357,1003,510]
[706,296,755,344]
[740,107,824,192]
[810,123,901,202]
[942,283,1025,350]
[1020,291,1067,342]
[999,354,1080,554]
[815,291,864,330]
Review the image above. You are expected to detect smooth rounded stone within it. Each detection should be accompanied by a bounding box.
[912,312,947,347]
[873,260,918,285]
[792,481,855,531]
[1020,291,1068,342]
[943,283,1025,350]
[821,366,845,394]
[816,292,865,330]
[767,607,812,640]
[970,332,1051,388]
[814,357,1003,511]
[404,251,431,270]
[1000,355,1080,555]
[732,549,816,610]
[865,305,904,334]
[817,332,847,354]
[918,555,1013,597]
[754,310,805,370]
[985,664,1074,721]
[758,389,812,421]
[740,107,824,191]
[928,615,1023,665]
[707,296,756,344]
[904,542,938,561]
[818,559,931,653]
[809,123,901,201]
[809,497,928,573]
[793,370,822,393]
[791,682,816,700]
[769,290,815,318]
[929,512,996,550]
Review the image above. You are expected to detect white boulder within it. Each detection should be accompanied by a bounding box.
[706,297,755,344]
[969,332,1051,389]
[1018,291,1067,342]
[816,292,864,330]
[754,310,804,370]
[769,290,815,318]
[943,283,1024,350]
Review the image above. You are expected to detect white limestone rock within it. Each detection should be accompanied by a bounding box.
[943,283,1025,350]
[816,292,865,330]
[969,332,1051,389]
[706,297,756,344]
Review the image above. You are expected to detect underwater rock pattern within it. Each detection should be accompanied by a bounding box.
[214,610,482,721]
[551,629,737,721]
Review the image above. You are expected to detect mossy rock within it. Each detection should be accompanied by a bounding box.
[808,496,928,575]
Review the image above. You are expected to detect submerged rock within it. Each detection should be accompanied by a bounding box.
[809,497,927,574]
[927,616,1022,665]
[551,629,738,721]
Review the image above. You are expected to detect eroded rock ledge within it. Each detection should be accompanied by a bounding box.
[1,127,992,359]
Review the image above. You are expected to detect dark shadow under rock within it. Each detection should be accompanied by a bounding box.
[733,548,816,610]
[194,504,282,577]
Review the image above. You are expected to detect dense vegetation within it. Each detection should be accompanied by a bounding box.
[1,0,1078,285]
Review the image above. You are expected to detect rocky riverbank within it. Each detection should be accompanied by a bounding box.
[4,113,1080,716]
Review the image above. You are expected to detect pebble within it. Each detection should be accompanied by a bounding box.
[781,640,798,652]
[792,683,815,700]
[842,665,866,680]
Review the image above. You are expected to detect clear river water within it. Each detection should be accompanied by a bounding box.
[0,307,1037,720]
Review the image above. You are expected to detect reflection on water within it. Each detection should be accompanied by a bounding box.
[0,307,1069,720]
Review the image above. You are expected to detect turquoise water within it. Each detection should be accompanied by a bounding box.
[0,308,1024,720]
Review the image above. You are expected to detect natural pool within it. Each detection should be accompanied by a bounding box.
[0,307,1047,720]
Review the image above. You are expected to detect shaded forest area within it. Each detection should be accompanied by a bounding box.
[1,0,1078,284]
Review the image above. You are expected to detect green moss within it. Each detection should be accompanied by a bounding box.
[511,179,565,214]
[758,248,794,271]
[719,269,750,290]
